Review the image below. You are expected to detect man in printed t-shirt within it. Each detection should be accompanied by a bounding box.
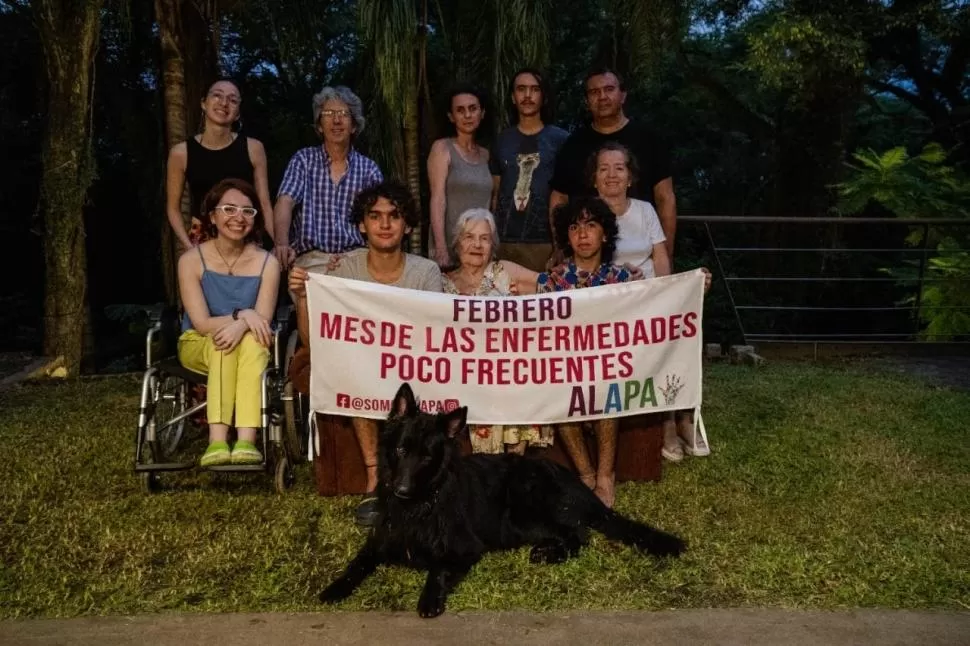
[489,68,568,272]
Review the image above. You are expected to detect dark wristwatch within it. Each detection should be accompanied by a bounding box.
[232,308,241,320]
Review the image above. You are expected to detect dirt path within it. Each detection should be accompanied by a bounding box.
[2,609,968,646]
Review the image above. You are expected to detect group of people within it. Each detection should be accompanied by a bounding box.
[167,65,711,521]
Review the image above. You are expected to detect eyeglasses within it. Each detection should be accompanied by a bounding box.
[321,109,352,120]
[208,91,241,106]
[213,204,257,219]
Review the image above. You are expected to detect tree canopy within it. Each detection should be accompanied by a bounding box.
[2,0,967,370]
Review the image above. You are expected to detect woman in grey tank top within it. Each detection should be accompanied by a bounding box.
[428,84,493,268]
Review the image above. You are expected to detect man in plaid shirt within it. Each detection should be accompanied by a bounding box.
[274,86,383,274]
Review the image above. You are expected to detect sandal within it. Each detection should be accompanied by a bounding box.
[662,441,684,462]
[678,417,710,457]
[200,441,230,467]
[355,493,380,527]
[662,417,684,463]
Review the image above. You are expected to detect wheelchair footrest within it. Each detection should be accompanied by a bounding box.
[135,462,195,472]
[204,464,267,472]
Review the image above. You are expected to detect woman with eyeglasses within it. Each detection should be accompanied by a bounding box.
[165,79,275,252]
[177,178,281,467]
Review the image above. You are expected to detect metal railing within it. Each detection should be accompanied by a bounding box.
[678,216,970,345]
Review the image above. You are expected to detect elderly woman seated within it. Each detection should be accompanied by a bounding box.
[443,208,555,454]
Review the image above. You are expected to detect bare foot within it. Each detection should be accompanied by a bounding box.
[594,473,615,508]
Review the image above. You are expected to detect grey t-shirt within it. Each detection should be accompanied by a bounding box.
[489,125,568,244]
[331,248,443,292]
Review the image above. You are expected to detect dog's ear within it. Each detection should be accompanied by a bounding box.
[438,406,468,439]
[390,383,418,418]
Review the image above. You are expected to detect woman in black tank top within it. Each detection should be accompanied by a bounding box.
[165,79,276,250]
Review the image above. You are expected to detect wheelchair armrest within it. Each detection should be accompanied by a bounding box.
[275,304,293,328]
[147,303,179,324]
[146,303,165,324]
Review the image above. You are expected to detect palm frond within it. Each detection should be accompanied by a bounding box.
[357,0,418,117]
[611,0,689,79]
[445,0,553,130]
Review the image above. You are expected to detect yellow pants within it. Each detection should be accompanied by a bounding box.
[177,330,269,428]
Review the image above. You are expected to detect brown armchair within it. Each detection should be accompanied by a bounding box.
[290,348,664,497]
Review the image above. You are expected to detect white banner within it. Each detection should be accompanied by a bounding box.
[307,269,705,425]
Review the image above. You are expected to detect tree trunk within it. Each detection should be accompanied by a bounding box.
[156,0,189,305]
[405,84,422,254]
[156,0,221,303]
[183,0,221,135]
[34,0,104,377]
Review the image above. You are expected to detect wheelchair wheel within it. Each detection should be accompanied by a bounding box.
[140,471,160,494]
[148,373,188,460]
[281,328,306,461]
[274,453,295,493]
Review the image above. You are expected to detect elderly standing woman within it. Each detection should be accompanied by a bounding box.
[443,208,554,453]
[590,141,711,462]
[428,85,493,268]
[165,79,275,250]
[589,141,671,278]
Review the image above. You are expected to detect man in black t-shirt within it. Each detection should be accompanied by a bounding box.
[549,68,677,257]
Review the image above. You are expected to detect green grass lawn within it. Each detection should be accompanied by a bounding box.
[1,362,968,618]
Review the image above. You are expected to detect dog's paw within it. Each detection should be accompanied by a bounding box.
[647,532,686,558]
[417,591,446,618]
[319,578,355,604]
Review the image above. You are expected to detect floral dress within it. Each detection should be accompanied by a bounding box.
[443,261,555,453]
[535,261,633,292]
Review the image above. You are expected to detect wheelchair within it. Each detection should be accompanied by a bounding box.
[133,304,308,493]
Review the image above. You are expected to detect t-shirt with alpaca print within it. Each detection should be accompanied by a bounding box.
[489,125,568,244]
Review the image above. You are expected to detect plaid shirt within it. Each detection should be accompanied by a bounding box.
[277,145,383,255]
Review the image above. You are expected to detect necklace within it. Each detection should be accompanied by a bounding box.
[213,242,245,275]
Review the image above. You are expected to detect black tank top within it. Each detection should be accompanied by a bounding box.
[185,134,255,218]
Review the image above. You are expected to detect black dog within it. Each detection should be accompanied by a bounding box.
[319,383,686,618]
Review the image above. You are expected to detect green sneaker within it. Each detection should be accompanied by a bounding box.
[200,441,230,467]
[230,440,263,465]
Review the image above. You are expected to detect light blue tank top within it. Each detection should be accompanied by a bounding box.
[182,247,271,332]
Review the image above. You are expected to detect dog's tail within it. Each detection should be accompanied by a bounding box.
[589,507,686,557]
